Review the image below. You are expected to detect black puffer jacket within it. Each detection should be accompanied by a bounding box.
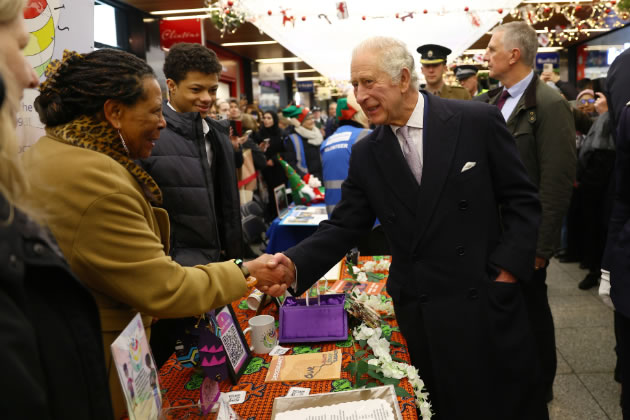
[141,103,243,265]
[0,192,112,419]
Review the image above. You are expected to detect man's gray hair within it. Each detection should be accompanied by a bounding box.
[493,22,538,68]
[352,37,420,89]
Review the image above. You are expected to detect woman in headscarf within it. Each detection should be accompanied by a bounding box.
[0,0,113,418]
[21,48,288,417]
[251,110,288,220]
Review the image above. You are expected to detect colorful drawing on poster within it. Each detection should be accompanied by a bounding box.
[111,313,162,420]
[24,0,60,78]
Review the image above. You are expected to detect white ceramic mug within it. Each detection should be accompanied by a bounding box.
[242,315,277,354]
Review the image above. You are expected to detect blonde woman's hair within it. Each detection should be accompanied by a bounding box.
[0,0,29,211]
[0,0,23,24]
[0,59,30,210]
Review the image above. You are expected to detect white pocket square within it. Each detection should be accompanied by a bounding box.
[461,162,477,173]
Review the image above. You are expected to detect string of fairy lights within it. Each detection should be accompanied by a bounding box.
[201,1,628,88]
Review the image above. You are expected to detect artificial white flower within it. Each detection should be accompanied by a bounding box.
[362,261,377,272]
[381,361,406,379]
[357,272,368,282]
[368,358,380,366]
[353,325,375,340]
[375,260,391,271]
[352,266,361,274]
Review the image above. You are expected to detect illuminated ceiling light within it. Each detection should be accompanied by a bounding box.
[256,57,303,63]
[162,14,209,21]
[295,76,324,81]
[151,8,216,15]
[221,41,278,46]
[462,46,563,54]
[283,68,317,73]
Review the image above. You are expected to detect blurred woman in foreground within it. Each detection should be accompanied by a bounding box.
[0,0,113,417]
[21,48,288,417]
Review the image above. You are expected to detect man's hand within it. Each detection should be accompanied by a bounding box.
[243,254,293,297]
[595,92,608,115]
[534,256,547,271]
[494,269,517,283]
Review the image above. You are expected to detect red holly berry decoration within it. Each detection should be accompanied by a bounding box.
[498,8,503,14]
[362,16,366,20]
[575,5,582,11]
[267,10,272,16]
[464,6,469,12]
[301,16,306,21]
[423,9,428,14]
[611,0,617,5]
[395,13,399,18]
[225,8,230,15]
[606,7,612,13]
[227,0,233,6]
[544,7,551,13]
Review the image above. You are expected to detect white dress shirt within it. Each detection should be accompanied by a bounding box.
[390,93,424,166]
[500,71,534,122]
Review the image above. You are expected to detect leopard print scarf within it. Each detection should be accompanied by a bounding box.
[47,115,163,205]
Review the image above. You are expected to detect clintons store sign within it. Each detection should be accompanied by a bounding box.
[159,18,204,50]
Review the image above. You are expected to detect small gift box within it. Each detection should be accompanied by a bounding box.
[278,292,348,343]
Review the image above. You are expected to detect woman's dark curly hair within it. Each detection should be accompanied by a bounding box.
[34,49,156,126]
[163,43,222,83]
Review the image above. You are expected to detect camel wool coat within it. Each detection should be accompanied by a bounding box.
[22,132,248,418]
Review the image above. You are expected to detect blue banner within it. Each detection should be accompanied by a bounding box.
[535,52,560,70]
[297,81,314,92]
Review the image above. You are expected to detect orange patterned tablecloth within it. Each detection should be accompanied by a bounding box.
[158,256,418,419]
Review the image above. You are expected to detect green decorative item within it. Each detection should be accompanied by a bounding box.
[619,0,630,11]
[243,357,270,375]
[184,370,205,391]
[238,300,249,310]
[277,156,312,205]
[331,378,353,392]
[335,337,354,348]
[292,346,321,354]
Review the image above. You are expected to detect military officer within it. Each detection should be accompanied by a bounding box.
[454,64,484,97]
[417,44,471,100]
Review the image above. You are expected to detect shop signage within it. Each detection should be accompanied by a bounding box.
[297,81,314,92]
[259,63,284,81]
[535,52,559,70]
[160,18,203,50]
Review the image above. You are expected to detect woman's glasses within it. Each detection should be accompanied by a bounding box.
[580,98,595,104]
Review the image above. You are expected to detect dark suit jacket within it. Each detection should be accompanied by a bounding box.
[285,92,543,419]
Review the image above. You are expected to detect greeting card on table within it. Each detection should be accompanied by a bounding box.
[265,350,342,382]
[111,313,162,420]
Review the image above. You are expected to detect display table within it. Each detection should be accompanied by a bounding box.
[265,203,326,254]
[158,256,418,420]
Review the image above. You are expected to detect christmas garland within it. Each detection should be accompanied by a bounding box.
[348,323,433,419]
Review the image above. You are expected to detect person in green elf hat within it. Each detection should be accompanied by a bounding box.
[281,104,323,180]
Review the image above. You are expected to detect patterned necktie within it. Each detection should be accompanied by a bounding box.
[399,126,423,185]
[496,89,511,110]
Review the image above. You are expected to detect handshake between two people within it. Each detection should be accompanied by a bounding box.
[243,253,297,297]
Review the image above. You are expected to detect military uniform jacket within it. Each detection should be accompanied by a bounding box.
[432,83,471,100]
[285,92,542,419]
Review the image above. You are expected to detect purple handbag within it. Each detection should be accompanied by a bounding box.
[278,292,348,343]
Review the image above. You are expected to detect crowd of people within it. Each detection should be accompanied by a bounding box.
[2,0,630,418]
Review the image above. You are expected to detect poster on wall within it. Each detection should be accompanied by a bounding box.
[18,0,94,153]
